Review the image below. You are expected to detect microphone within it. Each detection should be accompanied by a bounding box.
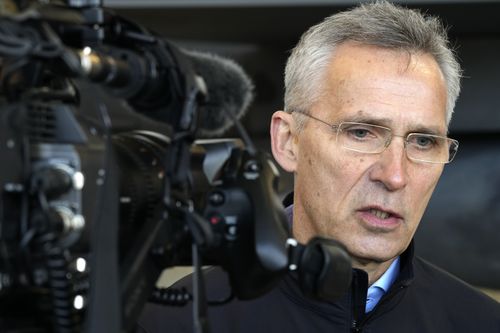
[183,50,254,138]
[79,45,254,137]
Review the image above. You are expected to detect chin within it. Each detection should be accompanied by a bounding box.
[349,242,404,263]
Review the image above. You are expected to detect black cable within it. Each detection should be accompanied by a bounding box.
[44,247,78,333]
[34,22,62,59]
[0,19,36,57]
[226,108,256,157]
[0,31,32,56]
[0,20,62,59]
[192,243,209,333]
[32,190,80,333]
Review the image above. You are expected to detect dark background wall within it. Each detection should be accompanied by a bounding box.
[110,0,500,289]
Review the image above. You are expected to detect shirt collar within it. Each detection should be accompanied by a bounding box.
[371,256,400,293]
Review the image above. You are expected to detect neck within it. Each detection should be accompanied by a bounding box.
[351,256,397,285]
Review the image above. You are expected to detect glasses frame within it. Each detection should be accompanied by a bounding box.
[293,111,459,164]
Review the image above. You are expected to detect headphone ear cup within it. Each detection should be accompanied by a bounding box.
[298,237,352,301]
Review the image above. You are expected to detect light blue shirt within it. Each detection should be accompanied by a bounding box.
[365,256,400,313]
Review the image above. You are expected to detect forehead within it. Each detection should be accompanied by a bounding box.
[316,42,448,133]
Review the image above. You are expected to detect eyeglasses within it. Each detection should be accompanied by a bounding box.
[294,111,459,164]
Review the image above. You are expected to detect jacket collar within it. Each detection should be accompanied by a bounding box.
[394,240,415,287]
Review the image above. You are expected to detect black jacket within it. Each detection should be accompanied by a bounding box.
[136,243,500,332]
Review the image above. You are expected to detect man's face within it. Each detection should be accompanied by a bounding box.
[290,42,448,263]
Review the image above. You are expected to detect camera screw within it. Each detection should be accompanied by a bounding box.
[224,215,238,240]
[208,191,225,206]
[243,160,261,180]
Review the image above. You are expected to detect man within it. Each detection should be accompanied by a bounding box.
[137,1,500,332]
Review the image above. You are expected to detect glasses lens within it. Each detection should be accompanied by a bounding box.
[406,133,458,163]
[337,122,391,154]
[331,120,459,164]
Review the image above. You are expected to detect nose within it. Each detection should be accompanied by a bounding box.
[369,137,408,191]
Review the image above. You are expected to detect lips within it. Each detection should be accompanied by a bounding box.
[358,206,403,230]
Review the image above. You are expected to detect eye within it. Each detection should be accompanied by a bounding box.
[351,129,369,138]
[411,135,436,149]
[343,125,378,141]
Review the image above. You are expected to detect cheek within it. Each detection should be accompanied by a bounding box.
[418,166,442,194]
[295,135,336,195]
[409,166,443,215]
[296,145,329,194]
[297,138,369,201]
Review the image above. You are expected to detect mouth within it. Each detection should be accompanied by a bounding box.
[368,207,402,219]
[370,208,391,219]
[358,206,403,230]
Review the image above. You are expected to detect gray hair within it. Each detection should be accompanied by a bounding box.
[285,0,462,129]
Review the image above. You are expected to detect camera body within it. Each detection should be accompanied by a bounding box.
[0,2,352,332]
[0,3,294,331]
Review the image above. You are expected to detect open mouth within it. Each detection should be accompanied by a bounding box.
[369,208,391,219]
[358,207,403,228]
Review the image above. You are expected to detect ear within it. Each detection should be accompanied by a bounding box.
[270,111,299,172]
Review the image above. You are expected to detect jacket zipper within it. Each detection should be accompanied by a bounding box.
[351,319,361,332]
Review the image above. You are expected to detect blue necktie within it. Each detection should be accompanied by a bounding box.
[365,286,384,312]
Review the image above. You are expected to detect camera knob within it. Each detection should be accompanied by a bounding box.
[31,164,84,199]
[52,206,86,234]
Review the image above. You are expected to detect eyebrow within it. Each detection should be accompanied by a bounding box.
[342,114,446,136]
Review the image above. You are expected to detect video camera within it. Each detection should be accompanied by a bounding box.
[0,1,352,332]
